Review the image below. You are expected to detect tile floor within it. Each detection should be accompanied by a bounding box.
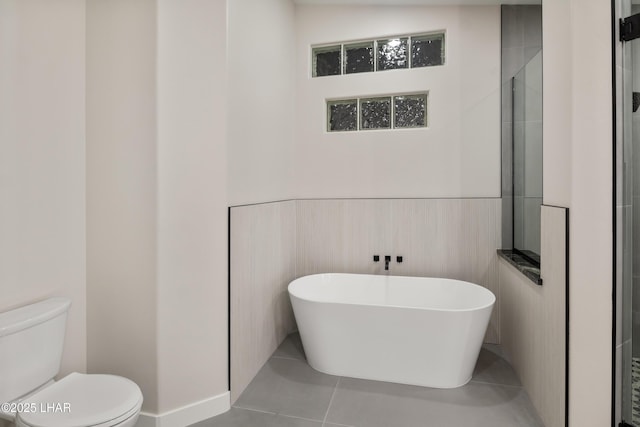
[190,333,545,427]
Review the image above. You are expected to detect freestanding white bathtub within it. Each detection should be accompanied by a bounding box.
[288,273,495,389]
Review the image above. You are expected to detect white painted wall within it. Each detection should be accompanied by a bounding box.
[4,2,615,426]
[566,0,613,422]
[156,0,229,413]
[0,0,86,377]
[227,0,296,206]
[86,0,159,413]
[87,0,229,421]
[542,0,613,425]
[295,5,500,198]
[542,1,572,206]
[85,0,295,420]
[295,0,542,4]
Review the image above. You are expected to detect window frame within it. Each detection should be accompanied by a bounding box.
[311,31,445,78]
[326,92,429,133]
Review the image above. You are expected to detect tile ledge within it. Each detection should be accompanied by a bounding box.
[497,249,542,286]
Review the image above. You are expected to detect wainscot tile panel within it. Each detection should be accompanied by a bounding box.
[230,201,297,403]
[499,205,567,427]
[296,198,502,343]
[231,198,502,403]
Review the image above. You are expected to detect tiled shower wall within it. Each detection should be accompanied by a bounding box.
[617,3,640,423]
[230,198,502,402]
[616,2,633,424]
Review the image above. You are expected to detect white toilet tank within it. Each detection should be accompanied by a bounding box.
[0,297,71,404]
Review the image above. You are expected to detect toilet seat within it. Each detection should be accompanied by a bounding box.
[16,373,143,427]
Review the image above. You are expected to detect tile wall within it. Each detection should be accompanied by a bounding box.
[499,205,567,427]
[230,201,297,402]
[617,1,633,424]
[230,198,502,402]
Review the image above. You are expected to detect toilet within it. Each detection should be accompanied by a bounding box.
[0,298,143,427]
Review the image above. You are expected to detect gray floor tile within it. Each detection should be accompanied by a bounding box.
[272,332,306,361]
[472,345,522,386]
[325,377,545,427]
[235,357,338,421]
[188,408,322,427]
[482,343,506,359]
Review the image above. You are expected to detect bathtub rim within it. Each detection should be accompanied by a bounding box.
[288,273,495,313]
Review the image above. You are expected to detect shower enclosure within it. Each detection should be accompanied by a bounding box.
[512,50,543,265]
[618,2,640,426]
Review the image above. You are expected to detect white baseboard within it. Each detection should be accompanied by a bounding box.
[136,391,230,427]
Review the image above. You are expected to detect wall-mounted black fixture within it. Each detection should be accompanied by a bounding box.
[621,14,640,42]
[396,256,403,263]
[384,255,391,270]
[373,255,380,262]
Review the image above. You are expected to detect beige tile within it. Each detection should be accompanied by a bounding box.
[230,201,297,403]
[299,198,502,282]
[296,199,502,343]
[233,198,503,404]
[499,205,567,427]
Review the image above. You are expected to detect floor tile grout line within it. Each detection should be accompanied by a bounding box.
[277,412,328,424]
[469,379,523,388]
[231,405,277,416]
[322,377,341,427]
[271,355,306,361]
[232,403,354,426]
[232,405,336,427]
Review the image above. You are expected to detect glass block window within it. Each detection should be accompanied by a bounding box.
[313,45,342,77]
[327,99,358,132]
[394,94,427,128]
[411,34,444,67]
[344,42,374,74]
[327,93,427,132]
[360,97,391,130]
[377,38,408,71]
[311,32,444,78]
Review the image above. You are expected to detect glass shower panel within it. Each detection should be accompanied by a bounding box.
[621,2,639,425]
[512,50,543,263]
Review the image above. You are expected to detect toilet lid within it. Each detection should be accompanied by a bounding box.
[17,373,142,427]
